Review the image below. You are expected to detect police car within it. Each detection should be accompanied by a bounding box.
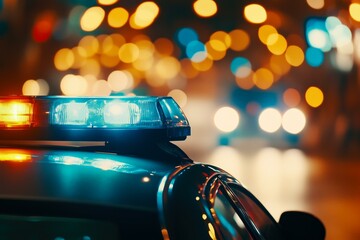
[0,96,325,239]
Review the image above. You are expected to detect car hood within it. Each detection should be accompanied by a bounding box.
[0,147,179,211]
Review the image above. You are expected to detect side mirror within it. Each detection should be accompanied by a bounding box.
[279,211,326,240]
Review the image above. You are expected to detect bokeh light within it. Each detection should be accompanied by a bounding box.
[305,86,324,108]
[244,4,267,24]
[305,47,324,67]
[229,29,250,51]
[118,43,140,63]
[231,57,252,78]
[283,88,301,107]
[267,33,287,55]
[60,74,87,96]
[107,70,133,92]
[253,68,274,90]
[80,6,105,32]
[282,108,306,134]
[258,108,282,133]
[285,45,305,67]
[193,0,218,18]
[214,107,240,133]
[258,25,277,45]
[97,0,118,5]
[306,0,324,9]
[129,1,159,30]
[108,7,129,28]
[349,3,360,22]
[54,48,74,71]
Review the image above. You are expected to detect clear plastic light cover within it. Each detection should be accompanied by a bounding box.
[0,96,190,141]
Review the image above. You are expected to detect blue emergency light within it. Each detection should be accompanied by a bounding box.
[0,96,190,141]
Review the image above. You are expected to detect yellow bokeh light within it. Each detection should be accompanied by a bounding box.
[267,34,287,55]
[80,6,105,32]
[258,25,278,45]
[130,1,159,29]
[305,86,324,108]
[154,38,174,55]
[155,56,181,80]
[35,79,50,96]
[180,59,199,79]
[306,0,324,9]
[191,56,213,71]
[108,7,129,28]
[79,59,101,77]
[100,54,120,68]
[97,0,118,5]
[78,36,99,57]
[206,40,226,61]
[236,71,255,90]
[229,29,250,51]
[71,46,87,69]
[193,0,218,18]
[92,80,112,96]
[253,68,274,90]
[244,4,267,24]
[210,31,231,48]
[60,74,88,96]
[269,54,291,76]
[136,39,155,60]
[22,80,40,96]
[118,43,140,63]
[54,48,74,71]
[285,45,305,67]
[349,3,360,22]
[108,70,133,92]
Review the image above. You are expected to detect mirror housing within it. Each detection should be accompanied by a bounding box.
[279,211,325,240]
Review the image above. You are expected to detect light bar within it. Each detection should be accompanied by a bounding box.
[0,96,190,141]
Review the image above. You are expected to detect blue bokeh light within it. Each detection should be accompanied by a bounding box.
[305,47,324,67]
[186,40,206,61]
[230,57,251,76]
[176,27,199,47]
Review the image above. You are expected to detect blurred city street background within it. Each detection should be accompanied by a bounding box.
[1,0,360,239]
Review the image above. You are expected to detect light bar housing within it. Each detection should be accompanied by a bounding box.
[0,96,190,141]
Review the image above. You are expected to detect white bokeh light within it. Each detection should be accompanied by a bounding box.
[214,106,240,133]
[282,108,306,134]
[258,108,282,133]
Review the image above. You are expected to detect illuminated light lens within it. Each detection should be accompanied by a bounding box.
[0,150,32,162]
[0,96,190,141]
[53,102,88,125]
[0,101,33,127]
[104,101,140,125]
